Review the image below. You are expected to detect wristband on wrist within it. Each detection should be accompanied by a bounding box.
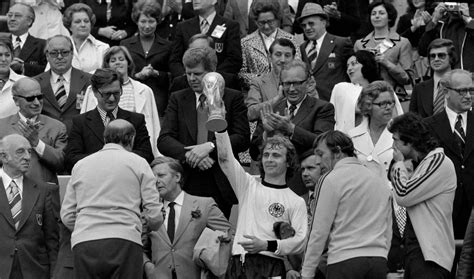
[267,240,277,252]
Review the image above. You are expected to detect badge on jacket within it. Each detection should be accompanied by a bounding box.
[36,214,43,226]
[215,43,224,53]
[211,24,226,39]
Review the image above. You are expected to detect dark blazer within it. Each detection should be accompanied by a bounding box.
[0,176,59,279]
[169,14,242,78]
[409,78,435,118]
[155,0,195,41]
[35,68,92,134]
[120,34,171,116]
[158,88,249,206]
[425,110,474,239]
[250,96,335,195]
[458,207,474,278]
[300,33,353,101]
[65,107,153,172]
[16,34,47,77]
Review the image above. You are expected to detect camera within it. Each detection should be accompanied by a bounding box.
[444,2,460,12]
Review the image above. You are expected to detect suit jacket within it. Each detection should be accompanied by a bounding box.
[121,34,171,116]
[155,0,195,41]
[14,34,47,77]
[64,107,153,172]
[158,88,249,205]
[245,71,279,121]
[458,207,474,278]
[300,33,353,101]
[34,68,92,134]
[0,114,67,184]
[223,0,293,37]
[0,175,59,279]
[144,192,231,279]
[409,78,435,118]
[425,111,474,239]
[169,14,242,78]
[250,96,335,195]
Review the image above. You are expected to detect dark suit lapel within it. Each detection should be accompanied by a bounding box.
[464,111,474,158]
[292,97,314,125]
[19,35,36,61]
[128,36,146,59]
[312,34,336,73]
[421,80,434,116]
[435,112,460,157]
[18,177,40,231]
[62,69,84,112]
[0,179,15,228]
[207,15,223,36]
[173,193,195,244]
[183,91,198,142]
[300,41,309,64]
[40,71,62,112]
[85,109,105,143]
[147,36,167,58]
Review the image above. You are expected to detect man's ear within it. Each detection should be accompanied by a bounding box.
[175,172,182,184]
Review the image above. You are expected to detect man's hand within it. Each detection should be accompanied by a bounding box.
[110,29,127,41]
[197,156,215,171]
[287,270,301,279]
[184,142,214,168]
[17,120,39,147]
[237,235,267,253]
[432,3,447,23]
[323,3,341,19]
[270,85,285,107]
[10,58,24,75]
[270,109,295,135]
[144,261,156,279]
[260,103,275,132]
[99,26,117,39]
[392,146,404,162]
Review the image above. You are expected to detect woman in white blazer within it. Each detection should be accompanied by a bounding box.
[80,46,161,157]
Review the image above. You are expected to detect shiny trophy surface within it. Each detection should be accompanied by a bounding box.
[202,72,227,132]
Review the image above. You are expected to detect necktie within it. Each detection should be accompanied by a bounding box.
[55,75,67,109]
[106,111,115,126]
[196,94,208,144]
[433,83,445,114]
[167,202,176,242]
[289,104,297,119]
[201,19,209,34]
[13,37,21,58]
[455,114,466,155]
[8,181,21,230]
[395,205,406,237]
[307,40,318,69]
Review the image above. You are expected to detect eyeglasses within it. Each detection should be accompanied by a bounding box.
[372,101,395,109]
[281,80,307,89]
[256,19,276,26]
[15,94,43,102]
[96,88,122,99]
[445,86,474,97]
[429,52,448,60]
[47,50,71,58]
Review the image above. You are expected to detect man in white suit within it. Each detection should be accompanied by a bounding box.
[143,156,231,279]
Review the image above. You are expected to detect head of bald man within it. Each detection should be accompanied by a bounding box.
[0,134,31,177]
[12,77,43,119]
[103,119,136,151]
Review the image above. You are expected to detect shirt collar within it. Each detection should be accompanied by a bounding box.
[1,168,23,195]
[286,95,307,111]
[315,32,327,48]
[199,11,216,26]
[12,33,28,44]
[260,29,277,40]
[18,112,38,123]
[164,190,184,207]
[51,68,72,83]
[445,105,468,132]
[96,106,118,122]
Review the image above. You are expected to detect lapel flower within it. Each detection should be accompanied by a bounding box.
[191,208,201,219]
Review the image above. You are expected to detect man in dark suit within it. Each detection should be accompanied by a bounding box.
[0,133,59,279]
[250,59,335,196]
[410,38,456,118]
[0,77,67,185]
[297,3,353,101]
[7,3,46,76]
[158,47,249,218]
[156,0,196,41]
[425,69,474,241]
[169,0,242,79]
[64,68,153,172]
[35,35,91,133]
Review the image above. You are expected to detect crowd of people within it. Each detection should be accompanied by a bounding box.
[0,0,473,278]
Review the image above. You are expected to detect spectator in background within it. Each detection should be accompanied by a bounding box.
[0,39,24,119]
[458,208,474,278]
[62,3,109,74]
[239,0,299,89]
[294,0,360,38]
[169,0,242,79]
[224,0,293,37]
[80,46,161,157]
[330,50,380,133]
[121,0,171,117]
[354,0,414,100]
[418,3,474,73]
[155,0,196,41]
[298,3,353,101]
[7,3,47,76]
[409,38,456,118]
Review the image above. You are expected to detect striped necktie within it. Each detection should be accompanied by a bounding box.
[307,40,318,69]
[433,83,445,114]
[201,19,209,34]
[55,75,67,109]
[8,181,21,230]
[455,114,466,155]
[13,37,21,58]
[289,104,297,119]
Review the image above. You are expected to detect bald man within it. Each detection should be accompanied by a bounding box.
[0,134,59,279]
[0,77,67,185]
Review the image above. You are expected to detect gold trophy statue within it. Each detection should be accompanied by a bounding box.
[202,72,227,132]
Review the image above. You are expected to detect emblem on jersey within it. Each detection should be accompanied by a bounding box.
[268,203,285,217]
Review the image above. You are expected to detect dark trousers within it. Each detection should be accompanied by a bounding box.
[73,238,142,279]
[10,252,23,279]
[404,248,449,279]
[326,257,387,279]
[226,254,285,278]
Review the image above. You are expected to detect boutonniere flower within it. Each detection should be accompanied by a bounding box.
[191,209,201,219]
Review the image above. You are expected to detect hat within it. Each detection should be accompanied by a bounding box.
[297,3,328,22]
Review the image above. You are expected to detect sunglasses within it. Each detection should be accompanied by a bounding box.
[281,80,307,89]
[47,50,72,58]
[372,101,395,109]
[15,94,44,102]
[429,52,448,60]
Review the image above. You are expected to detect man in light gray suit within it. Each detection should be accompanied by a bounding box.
[143,156,231,279]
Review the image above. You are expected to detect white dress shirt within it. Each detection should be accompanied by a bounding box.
[163,190,184,232]
[445,105,468,133]
[12,33,28,49]
[1,168,24,199]
[50,68,72,97]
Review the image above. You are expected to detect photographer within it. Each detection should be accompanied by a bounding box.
[418,2,474,72]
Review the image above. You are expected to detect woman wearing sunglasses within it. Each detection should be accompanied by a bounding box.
[0,39,25,118]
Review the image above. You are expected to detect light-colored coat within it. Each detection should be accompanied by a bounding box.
[144,192,231,279]
[80,78,161,157]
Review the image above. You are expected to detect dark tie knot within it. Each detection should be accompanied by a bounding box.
[198,94,207,109]
[16,37,21,42]
[107,112,115,121]
[169,201,176,209]
[289,104,297,114]
[57,75,64,83]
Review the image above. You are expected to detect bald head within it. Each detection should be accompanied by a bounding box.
[103,119,136,150]
[0,134,31,177]
[12,77,43,118]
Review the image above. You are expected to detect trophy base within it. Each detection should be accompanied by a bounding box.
[206,118,227,132]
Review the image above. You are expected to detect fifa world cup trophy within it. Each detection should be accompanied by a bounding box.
[202,72,227,132]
